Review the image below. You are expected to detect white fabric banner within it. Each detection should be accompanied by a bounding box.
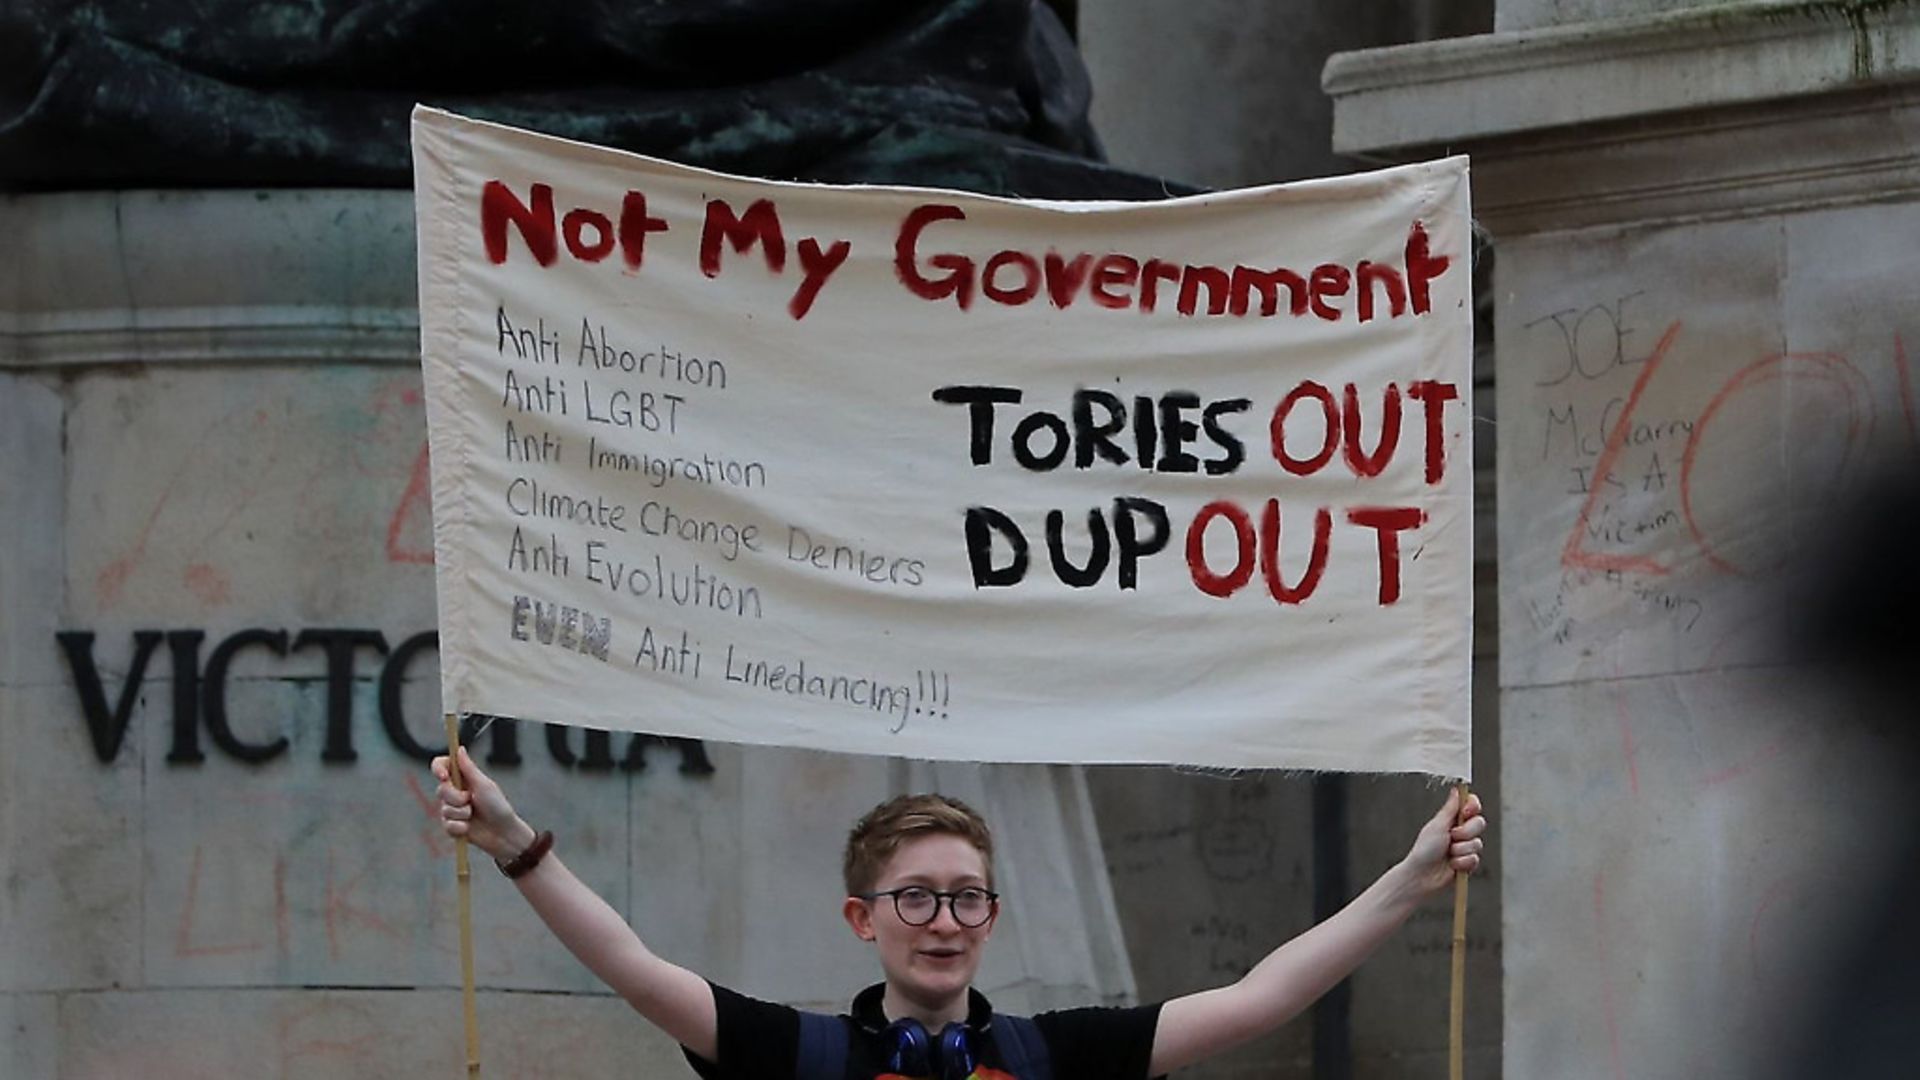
[411,107,1474,777]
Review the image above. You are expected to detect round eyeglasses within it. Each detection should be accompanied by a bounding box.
[859,886,999,928]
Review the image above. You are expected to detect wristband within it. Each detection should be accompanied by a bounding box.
[496,829,554,880]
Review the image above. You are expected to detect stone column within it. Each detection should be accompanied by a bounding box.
[1330,5,1920,1077]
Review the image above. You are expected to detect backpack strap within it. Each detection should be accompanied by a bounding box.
[795,1010,851,1080]
[988,1014,1054,1080]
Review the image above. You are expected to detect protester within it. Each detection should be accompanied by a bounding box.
[433,750,1484,1079]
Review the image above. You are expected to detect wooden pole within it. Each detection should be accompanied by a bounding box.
[445,714,482,1079]
[1448,781,1471,1080]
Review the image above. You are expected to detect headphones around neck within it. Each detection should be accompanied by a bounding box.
[884,1017,976,1080]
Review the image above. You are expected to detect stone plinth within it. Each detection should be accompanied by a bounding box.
[0,189,1135,1075]
[1330,4,1920,1077]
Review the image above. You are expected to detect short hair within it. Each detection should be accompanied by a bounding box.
[842,793,994,896]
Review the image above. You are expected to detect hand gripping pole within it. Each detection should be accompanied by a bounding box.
[446,714,481,1078]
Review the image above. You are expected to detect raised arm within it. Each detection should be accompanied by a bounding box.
[1148,790,1486,1077]
[433,748,718,1060]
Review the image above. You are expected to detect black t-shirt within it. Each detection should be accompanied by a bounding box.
[684,981,1161,1080]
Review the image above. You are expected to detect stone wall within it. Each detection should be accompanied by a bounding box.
[0,189,1135,1077]
[1330,3,1920,1076]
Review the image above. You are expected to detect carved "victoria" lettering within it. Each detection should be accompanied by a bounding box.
[53,628,712,774]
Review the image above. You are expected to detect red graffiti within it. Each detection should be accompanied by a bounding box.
[403,771,453,857]
[1680,352,1869,577]
[175,844,265,957]
[1560,321,1683,576]
[1607,679,1641,797]
[324,849,401,959]
[1698,737,1786,789]
[183,562,232,606]
[386,442,434,564]
[96,399,291,609]
[1560,322,1912,582]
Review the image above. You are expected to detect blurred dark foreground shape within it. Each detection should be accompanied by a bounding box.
[1772,465,1920,1080]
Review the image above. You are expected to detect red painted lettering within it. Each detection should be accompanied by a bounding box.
[562,208,614,262]
[481,180,556,266]
[617,192,670,271]
[1186,500,1256,597]
[1140,259,1182,312]
[1309,264,1351,321]
[1044,251,1093,309]
[701,198,786,278]
[1406,380,1460,484]
[1090,254,1140,309]
[790,237,851,319]
[1271,381,1339,476]
[1348,506,1425,605]
[1177,265,1230,316]
[982,250,1041,306]
[895,204,973,308]
[1260,500,1333,604]
[1356,261,1407,321]
[1342,382,1402,478]
[1230,266,1308,317]
[1405,222,1452,316]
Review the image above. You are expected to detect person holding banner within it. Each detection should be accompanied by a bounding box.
[432,750,1485,1079]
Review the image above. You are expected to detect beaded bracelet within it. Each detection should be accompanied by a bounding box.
[496,829,555,880]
